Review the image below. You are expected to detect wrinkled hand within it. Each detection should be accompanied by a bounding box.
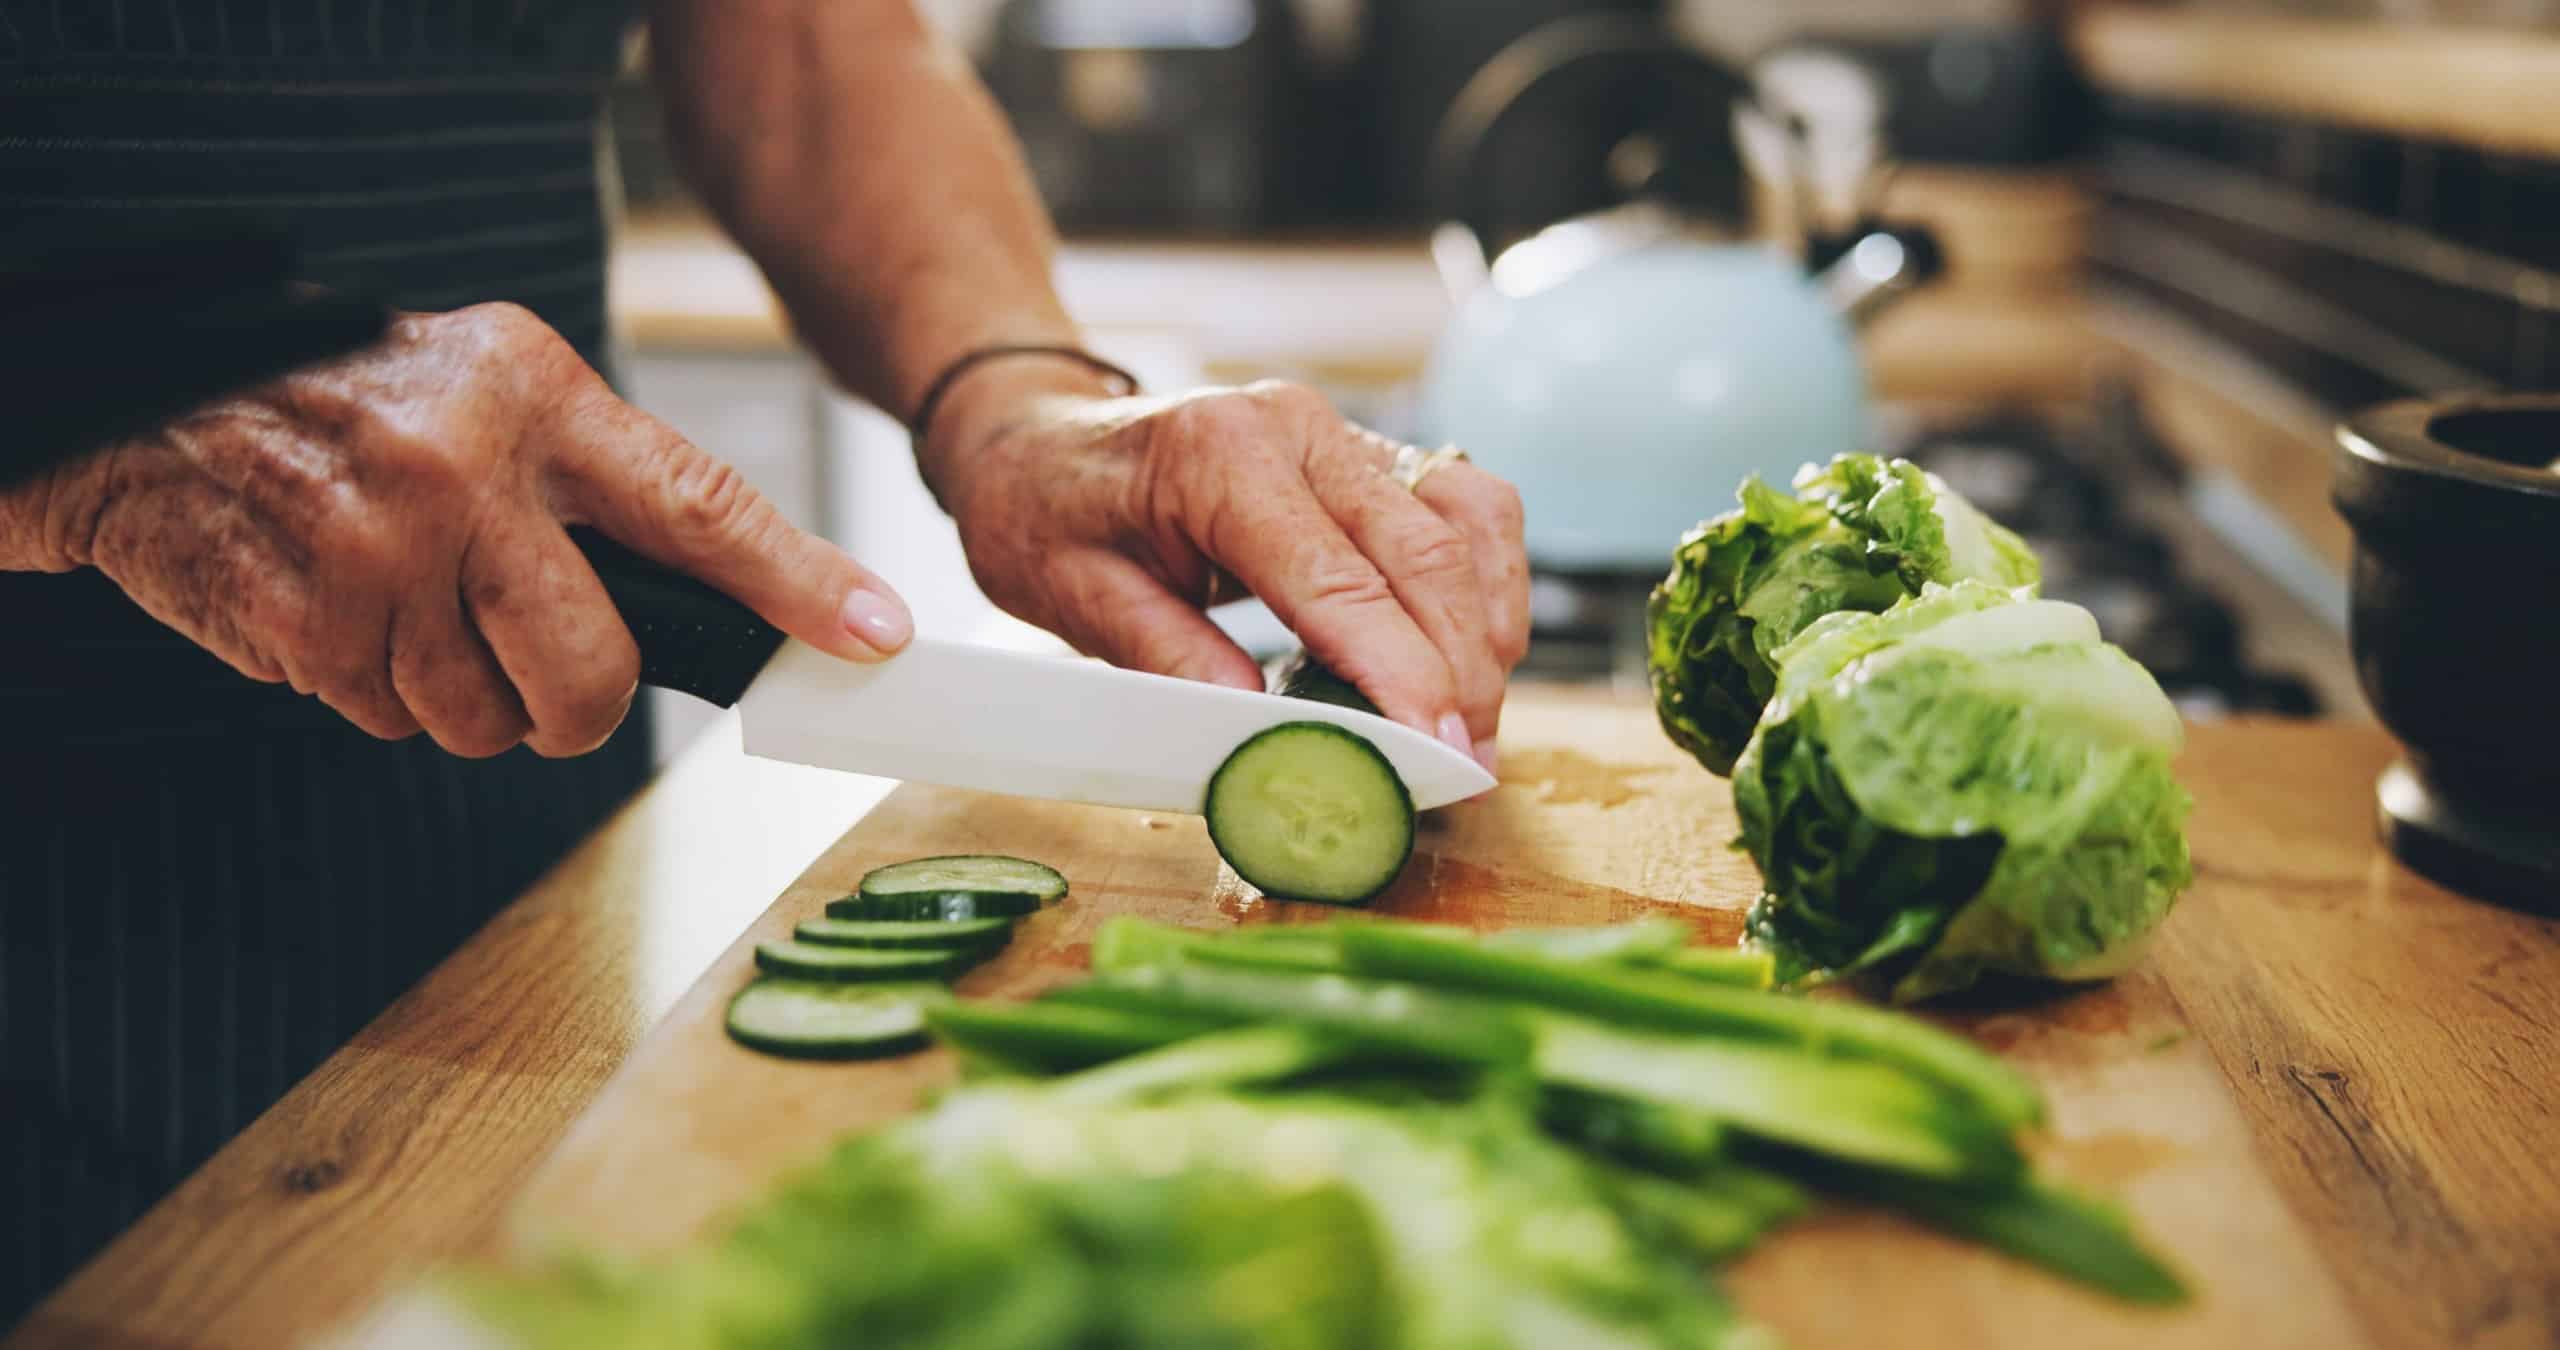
[1,303,912,756]
[921,370,1529,770]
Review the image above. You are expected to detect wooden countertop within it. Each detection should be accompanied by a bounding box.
[606,209,2108,407]
[14,695,2556,1349]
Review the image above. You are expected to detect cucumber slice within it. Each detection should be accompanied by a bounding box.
[1204,721,1415,905]
[826,891,1042,922]
[752,940,966,983]
[857,855,1066,906]
[724,978,946,1060]
[793,916,1014,950]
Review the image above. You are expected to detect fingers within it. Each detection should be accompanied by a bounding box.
[1412,461,1530,763]
[388,589,533,758]
[1184,435,1468,753]
[545,391,913,665]
[1044,549,1263,691]
[1308,426,1504,751]
[459,517,642,758]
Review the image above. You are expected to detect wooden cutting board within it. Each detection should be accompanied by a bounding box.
[484,690,2378,1349]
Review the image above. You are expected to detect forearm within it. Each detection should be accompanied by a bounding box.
[649,0,1086,431]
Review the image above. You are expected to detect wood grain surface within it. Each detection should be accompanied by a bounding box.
[17,701,2558,1350]
[2071,5,2560,159]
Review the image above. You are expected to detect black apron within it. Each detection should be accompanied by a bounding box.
[1,1,651,1325]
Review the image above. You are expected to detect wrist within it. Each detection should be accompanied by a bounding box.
[913,351,1133,508]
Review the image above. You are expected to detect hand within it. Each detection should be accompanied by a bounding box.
[920,366,1530,771]
[0,303,912,757]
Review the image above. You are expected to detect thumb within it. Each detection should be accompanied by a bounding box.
[547,396,911,663]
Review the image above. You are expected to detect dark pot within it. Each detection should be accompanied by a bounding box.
[2334,394,2560,907]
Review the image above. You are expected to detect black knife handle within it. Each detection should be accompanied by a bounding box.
[568,527,785,708]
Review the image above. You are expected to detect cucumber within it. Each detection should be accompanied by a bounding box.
[826,891,1042,922]
[793,916,1014,950]
[1265,649,1377,713]
[1204,722,1415,905]
[752,940,967,983]
[859,854,1066,902]
[724,978,946,1060]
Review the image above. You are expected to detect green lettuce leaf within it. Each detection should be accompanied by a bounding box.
[1734,583,2193,1003]
[1646,454,2039,776]
[450,1086,1760,1350]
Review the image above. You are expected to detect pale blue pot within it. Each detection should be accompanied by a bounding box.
[1417,241,1871,573]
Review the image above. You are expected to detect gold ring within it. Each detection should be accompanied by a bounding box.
[1389,443,1468,493]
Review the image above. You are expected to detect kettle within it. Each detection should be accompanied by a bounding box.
[1414,17,1939,572]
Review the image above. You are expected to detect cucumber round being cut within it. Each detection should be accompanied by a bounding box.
[793,916,1015,951]
[1204,720,1416,905]
[725,978,946,1059]
[753,940,965,983]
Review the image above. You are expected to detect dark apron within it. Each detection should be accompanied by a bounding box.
[1,1,650,1324]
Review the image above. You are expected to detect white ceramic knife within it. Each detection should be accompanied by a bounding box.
[574,530,1494,812]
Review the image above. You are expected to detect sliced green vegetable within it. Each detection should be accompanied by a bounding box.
[857,854,1065,905]
[1538,1086,1727,1176]
[1335,921,2042,1128]
[1818,1165,2189,1304]
[752,940,966,984]
[827,890,1043,922]
[724,979,946,1060]
[792,916,1014,950]
[925,998,1222,1073]
[1070,963,1531,1069]
[1051,1023,1352,1106]
[1483,916,1698,965]
[1532,1016,2019,1180]
[1638,945,1778,989]
[1205,721,1417,906]
[1592,1160,1810,1263]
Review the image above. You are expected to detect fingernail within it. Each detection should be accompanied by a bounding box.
[1435,712,1472,757]
[1473,737,1499,775]
[841,587,913,655]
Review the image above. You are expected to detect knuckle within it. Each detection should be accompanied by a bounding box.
[1164,393,1262,451]
[430,704,529,759]
[659,452,775,554]
[1247,379,1332,418]
[1300,558,1396,614]
[1395,518,1474,583]
[552,646,640,750]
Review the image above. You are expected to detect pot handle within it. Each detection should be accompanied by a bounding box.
[1809,219,1945,328]
[1426,14,1754,275]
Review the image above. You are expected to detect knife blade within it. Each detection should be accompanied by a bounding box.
[571,530,1496,812]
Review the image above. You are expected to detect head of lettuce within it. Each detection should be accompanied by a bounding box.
[1646,454,2041,776]
[1732,581,2194,1003]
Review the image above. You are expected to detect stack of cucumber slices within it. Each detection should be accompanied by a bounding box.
[725,855,1064,1060]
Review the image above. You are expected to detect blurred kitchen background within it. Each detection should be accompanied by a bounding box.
[603,0,2560,760]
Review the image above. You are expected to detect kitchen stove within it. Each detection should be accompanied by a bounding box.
[1508,406,2328,719]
